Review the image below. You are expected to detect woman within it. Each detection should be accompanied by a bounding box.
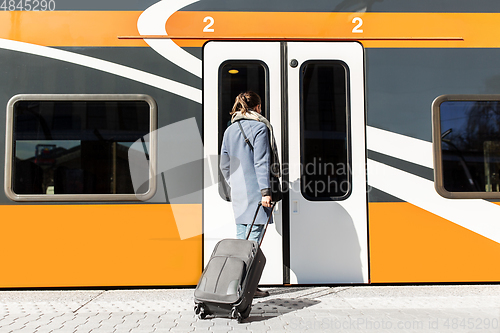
[220,91,273,243]
[220,91,275,298]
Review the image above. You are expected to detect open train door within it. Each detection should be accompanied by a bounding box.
[203,41,367,284]
[286,42,368,283]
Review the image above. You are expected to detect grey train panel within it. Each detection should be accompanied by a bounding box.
[183,0,500,13]
[0,49,202,205]
[4,47,500,204]
[58,47,202,89]
[0,49,201,128]
[368,187,404,203]
[365,48,500,142]
[182,47,202,61]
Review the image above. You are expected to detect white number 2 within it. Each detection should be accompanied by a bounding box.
[203,16,215,32]
[352,17,363,33]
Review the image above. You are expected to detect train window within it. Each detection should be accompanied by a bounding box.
[300,61,351,200]
[433,95,500,198]
[5,95,157,201]
[217,61,268,201]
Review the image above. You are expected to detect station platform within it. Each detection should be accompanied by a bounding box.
[0,284,499,332]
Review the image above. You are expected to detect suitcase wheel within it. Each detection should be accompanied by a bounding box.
[230,307,243,323]
[194,303,207,320]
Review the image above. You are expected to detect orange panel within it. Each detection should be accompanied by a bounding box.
[1,11,498,49]
[0,11,147,46]
[369,202,500,283]
[166,12,500,48]
[0,204,202,288]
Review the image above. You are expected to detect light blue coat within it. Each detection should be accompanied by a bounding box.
[220,119,272,225]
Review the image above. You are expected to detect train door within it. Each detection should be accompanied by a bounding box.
[203,42,283,284]
[287,42,368,283]
[203,41,368,284]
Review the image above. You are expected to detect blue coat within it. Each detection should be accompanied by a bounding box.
[220,119,272,225]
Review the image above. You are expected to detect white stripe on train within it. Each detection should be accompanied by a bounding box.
[138,0,203,78]
[0,38,202,103]
[367,126,433,169]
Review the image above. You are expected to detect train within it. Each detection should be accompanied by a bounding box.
[1,0,500,288]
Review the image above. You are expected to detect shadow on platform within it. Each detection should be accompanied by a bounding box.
[244,297,321,322]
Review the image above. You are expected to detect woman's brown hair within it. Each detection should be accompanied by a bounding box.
[230,91,261,115]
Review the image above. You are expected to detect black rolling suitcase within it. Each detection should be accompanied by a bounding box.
[194,202,275,322]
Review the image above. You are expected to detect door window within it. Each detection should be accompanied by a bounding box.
[300,61,350,200]
[218,61,268,201]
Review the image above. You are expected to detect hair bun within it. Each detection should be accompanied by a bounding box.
[230,91,261,116]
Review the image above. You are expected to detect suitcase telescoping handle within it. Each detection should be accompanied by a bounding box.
[246,201,276,247]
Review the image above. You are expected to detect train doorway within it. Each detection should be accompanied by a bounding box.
[203,41,368,284]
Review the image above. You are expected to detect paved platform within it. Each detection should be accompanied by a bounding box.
[0,285,499,332]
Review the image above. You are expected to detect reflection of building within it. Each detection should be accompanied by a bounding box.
[442,142,500,193]
[484,141,500,192]
[35,144,56,165]
[440,100,500,194]
[14,142,136,195]
[442,148,483,192]
[14,158,44,194]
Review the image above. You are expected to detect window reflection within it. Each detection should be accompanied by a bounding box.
[440,101,500,192]
[12,101,150,196]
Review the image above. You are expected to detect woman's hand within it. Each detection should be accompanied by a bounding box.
[262,195,272,207]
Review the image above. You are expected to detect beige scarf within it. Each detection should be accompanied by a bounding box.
[231,110,281,177]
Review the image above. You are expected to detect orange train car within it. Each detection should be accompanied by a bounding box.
[1,0,500,288]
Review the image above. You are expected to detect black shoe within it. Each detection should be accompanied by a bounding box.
[254,288,270,298]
